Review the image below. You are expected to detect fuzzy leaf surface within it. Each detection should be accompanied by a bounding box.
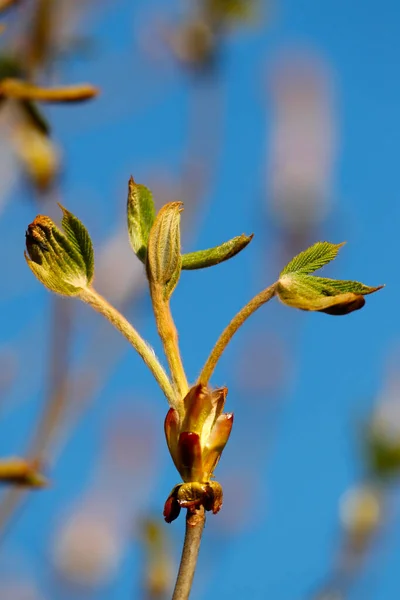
[280,241,345,276]
[181,233,253,270]
[127,177,156,262]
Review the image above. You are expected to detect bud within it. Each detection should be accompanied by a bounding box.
[0,457,46,487]
[181,233,253,270]
[164,384,233,485]
[163,481,223,523]
[146,202,183,299]
[25,205,94,296]
[126,176,155,262]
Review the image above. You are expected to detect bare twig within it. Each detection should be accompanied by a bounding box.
[172,507,206,600]
[198,283,277,385]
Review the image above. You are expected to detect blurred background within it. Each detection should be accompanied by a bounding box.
[0,0,399,598]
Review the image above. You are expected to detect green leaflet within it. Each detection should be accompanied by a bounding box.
[60,204,94,283]
[127,177,156,262]
[127,178,252,271]
[290,275,383,297]
[280,241,345,276]
[181,233,253,270]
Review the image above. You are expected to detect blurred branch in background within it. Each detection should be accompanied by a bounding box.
[140,518,174,600]
[168,0,259,71]
[0,0,101,200]
[0,0,99,541]
[309,355,400,599]
[0,250,73,540]
[265,48,337,263]
[51,406,163,593]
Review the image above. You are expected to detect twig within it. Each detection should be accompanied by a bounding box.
[78,286,176,407]
[198,283,277,385]
[0,78,99,102]
[150,284,189,406]
[172,507,206,600]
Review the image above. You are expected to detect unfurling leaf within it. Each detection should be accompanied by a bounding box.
[127,176,156,262]
[277,242,383,315]
[280,241,345,276]
[25,206,94,296]
[146,202,183,299]
[181,233,253,270]
[0,457,46,487]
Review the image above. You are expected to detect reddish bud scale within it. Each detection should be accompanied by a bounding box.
[163,384,233,521]
[178,432,203,482]
[164,384,233,484]
[163,481,223,523]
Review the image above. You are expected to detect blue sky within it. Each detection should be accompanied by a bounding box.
[0,1,399,598]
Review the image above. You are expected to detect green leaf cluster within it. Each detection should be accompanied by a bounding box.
[25,205,94,296]
[126,177,253,297]
[277,242,383,315]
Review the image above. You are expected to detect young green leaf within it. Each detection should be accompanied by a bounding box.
[59,204,94,282]
[146,202,183,299]
[181,233,253,270]
[277,243,383,315]
[127,176,156,262]
[280,241,345,276]
[25,207,94,296]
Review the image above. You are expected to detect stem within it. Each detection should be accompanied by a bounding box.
[0,78,98,102]
[78,286,176,406]
[198,283,277,385]
[172,507,206,600]
[150,284,189,403]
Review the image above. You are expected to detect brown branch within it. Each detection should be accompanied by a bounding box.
[172,507,205,600]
